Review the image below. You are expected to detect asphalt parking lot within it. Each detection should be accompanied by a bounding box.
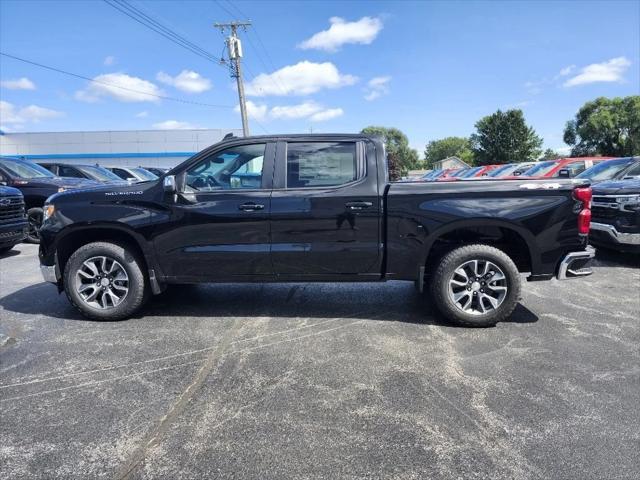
[0,244,638,479]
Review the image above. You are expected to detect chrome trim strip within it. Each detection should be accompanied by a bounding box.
[557,246,595,280]
[591,222,640,245]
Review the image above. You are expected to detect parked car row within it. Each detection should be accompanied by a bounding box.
[0,157,169,245]
[421,157,617,182]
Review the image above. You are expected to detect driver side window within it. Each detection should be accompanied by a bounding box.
[186,143,266,191]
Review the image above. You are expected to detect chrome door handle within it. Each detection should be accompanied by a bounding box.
[238,202,265,211]
[345,201,373,210]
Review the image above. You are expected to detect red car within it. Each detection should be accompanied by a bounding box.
[505,157,613,180]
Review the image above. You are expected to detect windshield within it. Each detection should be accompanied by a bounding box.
[451,168,470,177]
[486,164,514,177]
[576,158,632,181]
[131,168,158,181]
[78,165,123,182]
[422,170,441,179]
[459,167,483,178]
[0,159,55,179]
[521,161,557,177]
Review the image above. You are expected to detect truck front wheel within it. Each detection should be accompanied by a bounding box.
[429,244,521,327]
[63,241,148,321]
[25,207,43,244]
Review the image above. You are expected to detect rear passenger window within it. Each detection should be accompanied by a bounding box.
[59,165,84,178]
[286,142,357,188]
[623,163,640,177]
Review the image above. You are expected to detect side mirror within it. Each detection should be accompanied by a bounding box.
[557,169,570,178]
[163,175,177,193]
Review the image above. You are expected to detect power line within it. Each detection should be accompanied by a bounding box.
[0,52,235,109]
[103,0,223,65]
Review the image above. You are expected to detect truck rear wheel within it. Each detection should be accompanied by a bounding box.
[429,244,521,327]
[63,241,148,321]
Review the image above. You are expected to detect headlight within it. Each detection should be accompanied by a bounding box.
[58,187,66,193]
[619,195,640,212]
[43,204,55,221]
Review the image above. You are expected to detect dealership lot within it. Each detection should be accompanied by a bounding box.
[0,244,638,479]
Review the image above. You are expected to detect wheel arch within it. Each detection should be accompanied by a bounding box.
[55,224,156,286]
[421,219,538,275]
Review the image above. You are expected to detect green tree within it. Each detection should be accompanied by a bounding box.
[424,136,474,168]
[564,96,640,156]
[361,126,420,176]
[470,109,543,165]
[541,148,563,160]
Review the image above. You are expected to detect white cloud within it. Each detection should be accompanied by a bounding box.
[563,57,631,87]
[103,56,116,66]
[0,101,22,124]
[156,70,212,94]
[1,77,36,90]
[245,61,357,97]
[75,73,163,103]
[268,101,343,122]
[298,16,383,52]
[234,101,268,121]
[152,120,200,130]
[309,108,343,122]
[0,100,64,126]
[270,101,324,119]
[135,111,148,118]
[364,76,391,101]
[558,65,575,77]
[233,100,344,122]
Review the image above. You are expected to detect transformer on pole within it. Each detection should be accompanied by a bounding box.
[214,21,252,137]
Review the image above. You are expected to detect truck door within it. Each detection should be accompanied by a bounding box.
[153,142,275,280]
[269,139,381,278]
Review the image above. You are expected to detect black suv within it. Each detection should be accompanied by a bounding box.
[0,157,99,243]
[0,185,27,254]
[591,174,640,253]
[38,162,127,185]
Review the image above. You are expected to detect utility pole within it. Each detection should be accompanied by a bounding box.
[214,21,252,137]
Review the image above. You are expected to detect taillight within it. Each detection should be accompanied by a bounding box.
[574,187,592,235]
[577,209,591,234]
[574,187,592,207]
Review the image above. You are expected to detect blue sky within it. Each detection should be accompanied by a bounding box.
[1,0,639,154]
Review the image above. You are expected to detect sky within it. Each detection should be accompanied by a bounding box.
[1,0,639,154]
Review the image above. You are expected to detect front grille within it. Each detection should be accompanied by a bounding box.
[591,206,618,220]
[0,229,24,239]
[0,196,25,224]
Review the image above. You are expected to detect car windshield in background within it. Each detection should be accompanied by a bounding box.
[521,161,557,177]
[78,165,123,182]
[576,158,633,181]
[0,159,55,179]
[486,164,514,177]
[422,170,441,179]
[459,166,483,178]
[451,168,470,177]
[131,168,158,180]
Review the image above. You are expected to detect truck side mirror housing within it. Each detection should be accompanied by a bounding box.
[557,169,570,178]
[163,175,177,193]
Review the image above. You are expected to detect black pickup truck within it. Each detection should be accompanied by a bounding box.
[38,134,595,327]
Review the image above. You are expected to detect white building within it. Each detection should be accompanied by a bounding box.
[0,128,243,169]
[433,156,470,170]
